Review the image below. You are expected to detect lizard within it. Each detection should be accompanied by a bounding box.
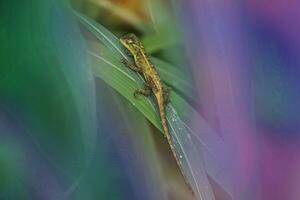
[120,33,192,192]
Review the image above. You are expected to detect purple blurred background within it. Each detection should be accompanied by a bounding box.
[183,0,300,199]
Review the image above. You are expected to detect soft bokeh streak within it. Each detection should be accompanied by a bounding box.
[182,0,300,199]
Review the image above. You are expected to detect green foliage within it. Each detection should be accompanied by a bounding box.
[0,144,27,199]
[0,1,96,178]
[76,12,193,132]
[76,12,217,200]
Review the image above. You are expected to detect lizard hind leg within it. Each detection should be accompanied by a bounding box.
[163,84,172,104]
[134,83,151,99]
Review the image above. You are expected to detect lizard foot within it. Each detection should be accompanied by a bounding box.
[134,84,151,99]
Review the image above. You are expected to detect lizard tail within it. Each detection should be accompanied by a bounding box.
[157,97,194,194]
[157,98,182,172]
[158,102,169,139]
[157,96,173,149]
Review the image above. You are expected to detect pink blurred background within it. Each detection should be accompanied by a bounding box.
[184,0,300,199]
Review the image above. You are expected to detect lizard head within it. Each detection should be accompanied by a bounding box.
[120,33,142,55]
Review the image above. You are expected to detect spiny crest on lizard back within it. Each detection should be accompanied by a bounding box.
[120,33,144,55]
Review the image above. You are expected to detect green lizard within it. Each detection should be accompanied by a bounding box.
[120,33,171,136]
[120,33,190,189]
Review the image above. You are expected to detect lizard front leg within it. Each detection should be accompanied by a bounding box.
[121,59,142,73]
[134,83,151,99]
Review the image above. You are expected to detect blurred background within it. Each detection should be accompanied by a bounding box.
[1,0,300,199]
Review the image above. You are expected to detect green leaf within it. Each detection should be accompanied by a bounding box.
[88,47,161,131]
[141,30,180,53]
[141,0,181,53]
[88,46,217,200]
[143,0,174,33]
[70,83,165,200]
[76,12,217,199]
[76,10,193,99]
[75,11,129,61]
[151,57,194,98]
[111,92,167,200]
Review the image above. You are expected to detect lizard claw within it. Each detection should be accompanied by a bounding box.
[133,91,140,99]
